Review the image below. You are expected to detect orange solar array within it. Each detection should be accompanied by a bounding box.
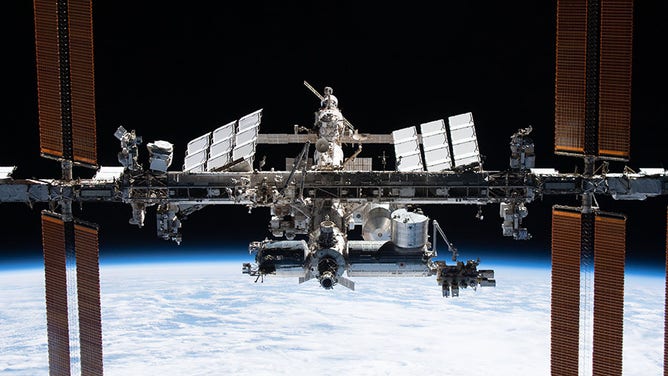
[41,213,71,376]
[34,0,64,159]
[68,0,97,166]
[75,222,103,376]
[551,208,582,376]
[597,0,633,160]
[33,0,97,166]
[592,214,626,376]
[554,0,587,155]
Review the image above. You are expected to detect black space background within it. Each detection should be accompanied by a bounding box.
[2,1,666,267]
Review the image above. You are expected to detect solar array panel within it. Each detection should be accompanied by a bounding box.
[592,214,626,376]
[183,110,262,173]
[554,0,587,155]
[41,213,71,376]
[74,222,103,376]
[448,112,482,168]
[34,0,97,167]
[34,0,64,160]
[554,0,633,160]
[232,110,261,164]
[551,208,582,376]
[420,119,452,171]
[68,0,97,166]
[598,0,633,159]
[392,126,423,172]
[186,133,211,156]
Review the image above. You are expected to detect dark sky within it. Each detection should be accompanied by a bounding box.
[2,1,666,267]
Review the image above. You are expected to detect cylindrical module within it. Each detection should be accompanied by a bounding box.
[390,208,429,249]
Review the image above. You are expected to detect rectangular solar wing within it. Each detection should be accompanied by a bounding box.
[69,0,97,166]
[420,119,453,171]
[206,153,232,172]
[592,213,626,376]
[74,222,103,376]
[209,138,234,159]
[34,0,64,160]
[391,126,423,172]
[597,0,633,160]
[448,113,482,168]
[232,124,259,165]
[235,125,260,149]
[184,149,208,172]
[554,0,587,155]
[186,133,211,156]
[551,208,581,376]
[238,109,262,131]
[212,121,236,143]
[232,141,258,161]
[41,213,71,376]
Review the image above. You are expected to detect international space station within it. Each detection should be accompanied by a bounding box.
[0,0,666,375]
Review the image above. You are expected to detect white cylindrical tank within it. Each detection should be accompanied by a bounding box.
[390,208,429,249]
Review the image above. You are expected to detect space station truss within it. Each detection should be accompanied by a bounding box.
[183,109,262,173]
[392,112,481,173]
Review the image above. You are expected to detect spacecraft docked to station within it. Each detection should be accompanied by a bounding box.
[0,0,666,376]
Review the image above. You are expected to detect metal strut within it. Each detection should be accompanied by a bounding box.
[432,220,458,261]
[282,141,311,195]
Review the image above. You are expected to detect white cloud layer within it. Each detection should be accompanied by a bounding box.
[0,261,663,375]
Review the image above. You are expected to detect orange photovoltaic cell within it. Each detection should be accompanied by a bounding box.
[69,0,97,166]
[551,208,581,376]
[592,214,626,376]
[34,0,64,159]
[597,0,633,160]
[554,0,587,155]
[41,213,71,376]
[75,222,103,376]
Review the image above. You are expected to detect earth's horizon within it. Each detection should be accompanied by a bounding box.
[0,253,664,375]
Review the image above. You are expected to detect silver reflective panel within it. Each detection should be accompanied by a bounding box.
[186,133,211,156]
[392,126,424,172]
[206,152,231,172]
[235,125,259,148]
[212,121,235,143]
[448,112,481,168]
[183,148,208,172]
[232,141,257,161]
[238,109,262,131]
[420,119,453,171]
[209,138,234,160]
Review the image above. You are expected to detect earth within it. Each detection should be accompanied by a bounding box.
[0,254,664,375]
